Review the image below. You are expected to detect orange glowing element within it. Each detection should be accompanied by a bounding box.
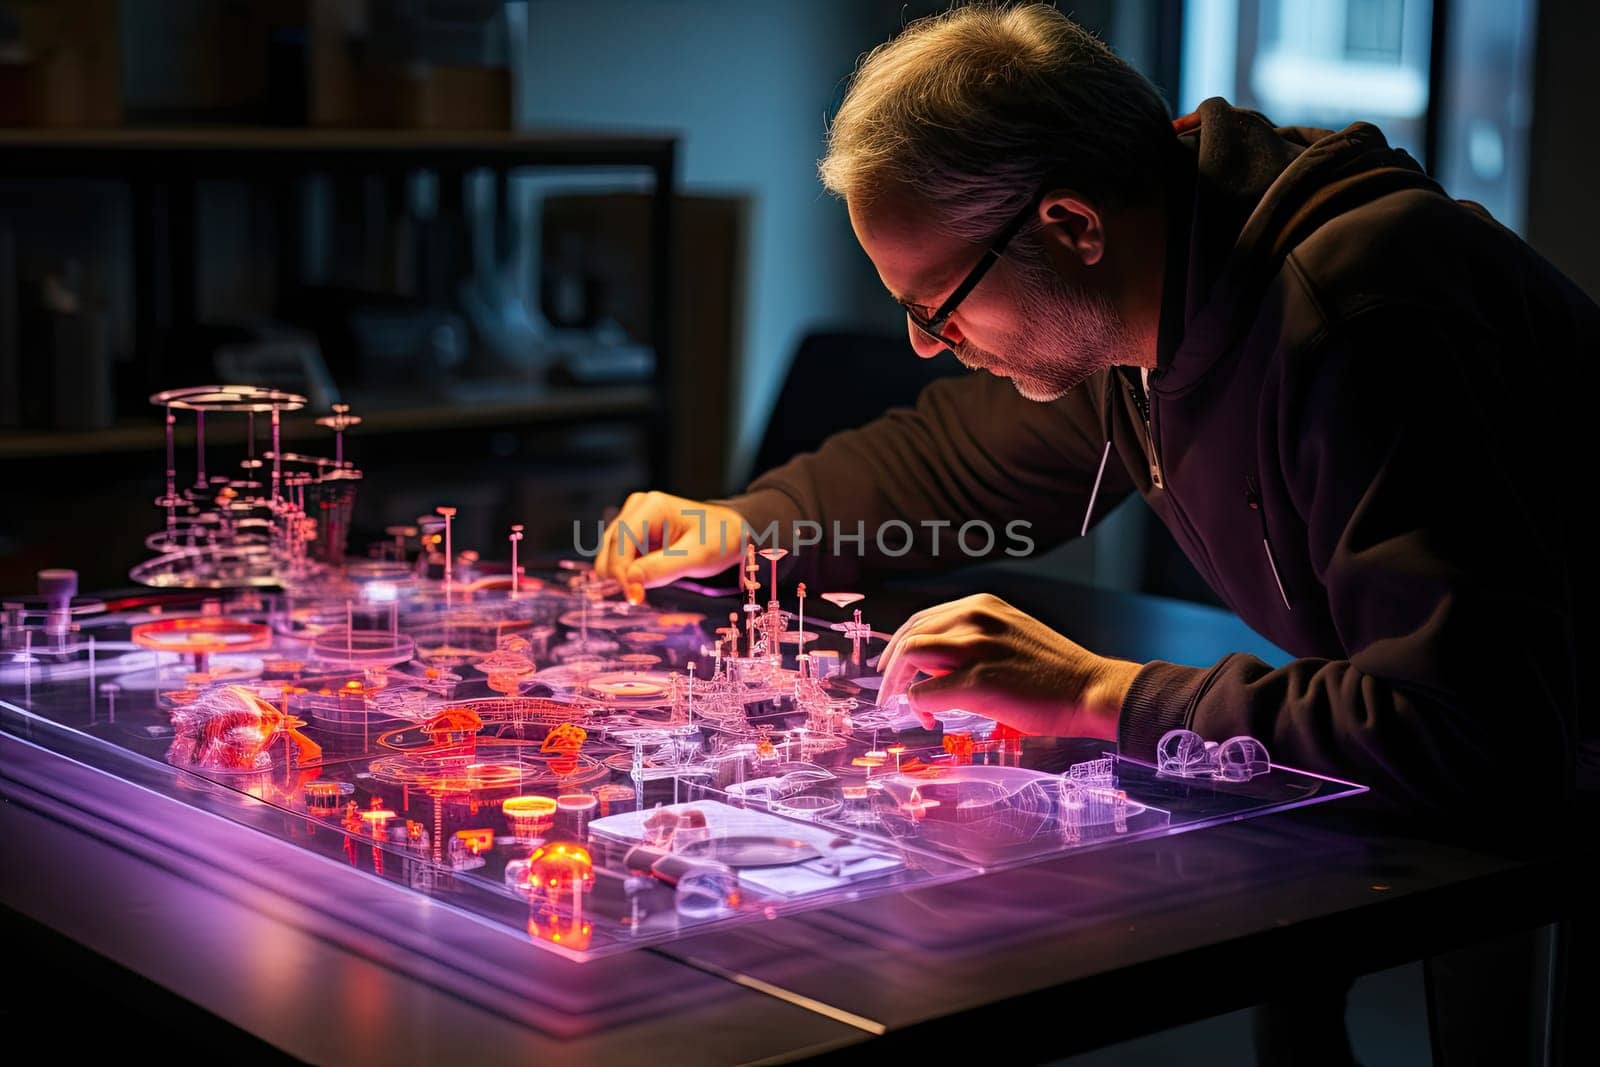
[756,738,776,758]
[406,820,425,843]
[523,842,595,897]
[841,785,870,800]
[486,672,521,695]
[503,795,559,819]
[886,744,906,756]
[132,617,273,655]
[942,732,975,763]
[361,809,397,835]
[897,758,949,779]
[528,904,593,951]
[188,685,321,769]
[259,696,322,764]
[305,781,342,814]
[653,612,705,629]
[422,706,484,743]
[524,851,601,953]
[542,722,588,776]
[990,723,1026,741]
[454,828,495,854]
[540,722,587,754]
[502,795,558,839]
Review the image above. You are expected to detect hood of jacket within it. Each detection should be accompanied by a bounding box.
[1157,97,1444,393]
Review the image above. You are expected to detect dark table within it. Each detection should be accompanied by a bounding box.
[2,564,1583,1063]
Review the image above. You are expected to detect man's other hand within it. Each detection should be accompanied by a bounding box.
[876,593,1140,739]
[594,492,747,603]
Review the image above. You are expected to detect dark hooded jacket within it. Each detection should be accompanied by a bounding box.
[724,98,1591,811]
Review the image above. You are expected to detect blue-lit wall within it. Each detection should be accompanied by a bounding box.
[518,0,903,486]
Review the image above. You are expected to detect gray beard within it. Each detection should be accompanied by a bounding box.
[955,249,1133,402]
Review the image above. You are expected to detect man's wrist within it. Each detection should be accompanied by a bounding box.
[1086,658,1144,721]
[707,489,800,543]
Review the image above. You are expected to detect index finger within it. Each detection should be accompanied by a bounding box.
[878,628,984,709]
[875,600,951,684]
[594,493,644,581]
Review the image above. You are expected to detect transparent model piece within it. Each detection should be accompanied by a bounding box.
[1156,728,1272,782]
[3,551,1363,959]
[0,385,1365,960]
[133,385,363,589]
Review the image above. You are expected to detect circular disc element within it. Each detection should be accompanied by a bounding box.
[558,604,660,631]
[584,671,672,703]
[131,617,272,655]
[309,629,417,667]
[150,384,306,412]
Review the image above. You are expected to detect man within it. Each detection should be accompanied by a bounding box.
[596,4,1589,813]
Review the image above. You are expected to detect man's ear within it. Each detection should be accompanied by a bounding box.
[1036,190,1105,266]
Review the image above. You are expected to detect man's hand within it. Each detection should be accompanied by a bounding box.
[875,593,1141,738]
[593,491,747,603]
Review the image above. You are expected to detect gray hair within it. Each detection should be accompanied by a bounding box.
[820,3,1172,242]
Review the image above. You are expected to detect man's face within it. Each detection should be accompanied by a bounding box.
[849,192,1131,402]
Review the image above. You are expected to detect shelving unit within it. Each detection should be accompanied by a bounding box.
[0,126,686,593]
[0,127,678,482]
[0,383,655,460]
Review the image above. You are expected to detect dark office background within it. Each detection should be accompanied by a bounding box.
[1,2,1594,1063]
[1,0,1594,603]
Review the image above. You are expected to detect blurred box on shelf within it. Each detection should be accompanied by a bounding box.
[0,0,121,127]
[311,0,512,129]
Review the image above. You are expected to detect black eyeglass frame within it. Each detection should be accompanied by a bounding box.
[901,192,1041,349]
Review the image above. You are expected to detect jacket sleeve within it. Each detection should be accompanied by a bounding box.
[1117,308,1575,812]
[719,369,1135,588]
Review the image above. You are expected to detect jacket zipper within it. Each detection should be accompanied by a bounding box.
[1081,374,1120,535]
[1116,367,1228,605]
[1126,372,1164,488]
[1079,439,1114,537]
[1246,474,1292,611]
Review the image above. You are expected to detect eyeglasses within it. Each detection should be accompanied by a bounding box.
[901,193,1040,350]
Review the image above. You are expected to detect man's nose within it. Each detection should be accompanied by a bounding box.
[907,316,960,359]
